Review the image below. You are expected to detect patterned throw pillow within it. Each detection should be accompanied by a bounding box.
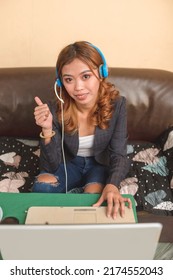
[0,137,40,193]
[156,126,173,190]
[120,140,173,215]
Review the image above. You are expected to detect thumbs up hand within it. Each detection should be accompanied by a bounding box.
[34,96,53,131]
[35,96,44,106]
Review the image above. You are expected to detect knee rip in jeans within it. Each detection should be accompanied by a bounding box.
[84,182,104,194]
[36,174,59,187]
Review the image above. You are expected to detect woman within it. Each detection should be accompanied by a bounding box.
[33,41,131,218]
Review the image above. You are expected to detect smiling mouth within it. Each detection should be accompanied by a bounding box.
[75,93,88,99]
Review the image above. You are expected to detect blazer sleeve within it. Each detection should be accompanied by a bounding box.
[106,96,128,187]
[39,102,62,172]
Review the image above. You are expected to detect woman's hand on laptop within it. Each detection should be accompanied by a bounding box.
[93,184,132,219]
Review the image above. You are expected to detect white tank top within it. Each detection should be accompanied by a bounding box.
[77,135,95,157]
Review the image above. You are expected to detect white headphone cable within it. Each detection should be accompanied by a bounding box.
[54,83,68,193]
[54,82,64,103]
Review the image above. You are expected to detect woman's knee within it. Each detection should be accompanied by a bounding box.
[36,173,58,184]
[32,173,60,193]
[84,183,104,194]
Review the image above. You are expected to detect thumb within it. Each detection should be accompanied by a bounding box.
[35,96,43,106]
[92,195,104,207]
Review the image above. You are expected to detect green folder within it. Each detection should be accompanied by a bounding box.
[0,193,137,224]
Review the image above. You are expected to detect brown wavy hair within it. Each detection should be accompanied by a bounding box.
[55,41,120,133]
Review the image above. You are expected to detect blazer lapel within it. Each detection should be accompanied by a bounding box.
[64,132,79,156]
[94,126,111,155]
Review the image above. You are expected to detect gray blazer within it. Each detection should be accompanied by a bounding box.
[40,96,128,187]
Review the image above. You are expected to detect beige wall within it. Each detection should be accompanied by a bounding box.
[0,0,173,71]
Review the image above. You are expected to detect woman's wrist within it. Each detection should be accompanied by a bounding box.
[105,184,120,192]
[40,129,55,139]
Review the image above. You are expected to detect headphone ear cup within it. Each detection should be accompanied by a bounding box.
[99,65,104,78]
[56,78,62,87]
[99,64,108,78]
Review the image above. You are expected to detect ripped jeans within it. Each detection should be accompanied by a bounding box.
[32,156,109,193]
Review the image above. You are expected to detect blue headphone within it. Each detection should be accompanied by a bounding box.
[91,44,109,79]
[56,42,108,87]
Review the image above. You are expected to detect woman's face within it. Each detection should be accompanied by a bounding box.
[61,58,101,108]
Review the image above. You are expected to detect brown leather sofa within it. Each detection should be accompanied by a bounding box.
[1,67,173,139]
[0,67,173,242]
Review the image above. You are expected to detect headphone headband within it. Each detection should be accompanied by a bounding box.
[56,42,108,87]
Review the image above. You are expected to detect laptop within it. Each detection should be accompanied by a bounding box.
[0,222,162,260]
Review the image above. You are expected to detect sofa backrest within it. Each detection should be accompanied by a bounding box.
[0,67,55,138]
[0,67,173,141]
[109,68,173,141]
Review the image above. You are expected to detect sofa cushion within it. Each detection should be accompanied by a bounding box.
[0,137,40,192]
[0,131,173,216]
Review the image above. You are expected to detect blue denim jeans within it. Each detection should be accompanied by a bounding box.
[32,156,109,193]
